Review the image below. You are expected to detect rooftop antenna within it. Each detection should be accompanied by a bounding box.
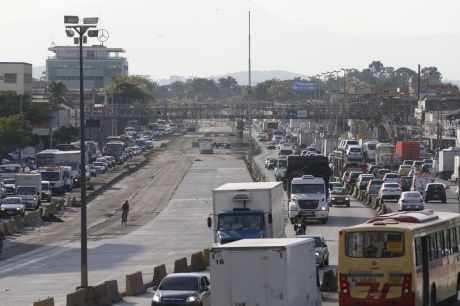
[51,33,55,47]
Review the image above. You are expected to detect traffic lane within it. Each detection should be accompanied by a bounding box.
[0,137,252,305]
[0,138,192,304]
[381,187,459,214]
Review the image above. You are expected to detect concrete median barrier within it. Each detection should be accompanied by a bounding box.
[320,269,338,292]
[66,287,87,306]
[14,215,23,229]
[126,271,146,296]
[5,220,16,235]
[190,251,206,272]
[94,282,111,305]
[203,248,210,267]
[174,257,188,273]
[32,211,42,226]
[152,264,168,287]
[33,297,54,306]
[352,187,358,198]
[105,280,122,303]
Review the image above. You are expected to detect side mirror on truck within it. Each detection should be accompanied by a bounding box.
[207,216,212,228]
[268,213,273,224]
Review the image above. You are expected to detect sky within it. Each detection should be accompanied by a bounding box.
[1,0,460,80]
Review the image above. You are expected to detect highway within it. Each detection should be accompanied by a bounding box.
[0,123,251,305]
[3,124,458,305]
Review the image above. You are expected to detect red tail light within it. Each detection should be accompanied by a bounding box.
[339,273,350,296]
[402,273,412,296]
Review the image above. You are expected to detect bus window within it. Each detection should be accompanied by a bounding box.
[345,231,404,258]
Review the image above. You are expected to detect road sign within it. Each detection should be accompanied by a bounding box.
[85,119,100,128]
[288,111,297,119]
[292,81,315,92]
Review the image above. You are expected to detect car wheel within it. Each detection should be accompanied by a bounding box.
[346,203,350,207]
[442,198,446,203]
[319,258,324,268]
[320,218,328,224]
[325,256,329,266]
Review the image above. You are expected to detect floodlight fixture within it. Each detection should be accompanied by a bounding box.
[74,37,79,44]
[65,29,75,37]
[64,16,79,24]
[82,36,87,44]
[83,17,99,24]
[87,30,99,37]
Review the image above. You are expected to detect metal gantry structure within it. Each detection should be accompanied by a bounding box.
[90,100,382,121]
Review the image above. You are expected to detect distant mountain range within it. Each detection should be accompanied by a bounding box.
[34,65,460,88]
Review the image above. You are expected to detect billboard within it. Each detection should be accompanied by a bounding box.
[292,80,315,92]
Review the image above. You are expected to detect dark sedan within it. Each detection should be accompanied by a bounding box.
[152,273,210,306]
[328,187,350,207]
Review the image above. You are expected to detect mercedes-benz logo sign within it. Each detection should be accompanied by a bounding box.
[97,29,109,43]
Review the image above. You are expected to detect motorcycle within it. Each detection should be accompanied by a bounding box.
[293,215,308,235]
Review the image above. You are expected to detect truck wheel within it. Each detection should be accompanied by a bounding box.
[320,218,328,224]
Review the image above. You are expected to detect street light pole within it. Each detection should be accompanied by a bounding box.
[247,11,253,167]
[64,15,98,289]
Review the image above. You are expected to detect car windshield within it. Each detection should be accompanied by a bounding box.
[367,144,376,150]
[428,185,444,191]
[350,172,362,178]
[345,231,404,258]
[94,162,104,167]
[159,277,199,291]
[292,184,324,194]
[350,148,361,152]
[16,187,36,195]
[3,179,14,185]
[218,214,264,231]
[370,180,384,185]
[280,149,293,155]
[277,160,287,168]
[360,176,372,181]
[41,172,60,181]
[386,174,398,178]
[41,183,49,190]
[2,198,21,204]
[384,183,400,188]
[331,188,348,195]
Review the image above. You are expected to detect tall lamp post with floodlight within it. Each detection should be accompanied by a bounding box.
[64,15,99,289]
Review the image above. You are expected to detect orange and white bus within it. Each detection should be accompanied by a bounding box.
[338,210,460,306]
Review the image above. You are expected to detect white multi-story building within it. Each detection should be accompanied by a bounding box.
[0,62,32,95]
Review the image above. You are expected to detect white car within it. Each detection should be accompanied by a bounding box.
[398,191,424,211]
[93,162,106,174]
[383,173,399,183]
[1,196,25,217]
[378,183,402,201]
[356,174,374,190]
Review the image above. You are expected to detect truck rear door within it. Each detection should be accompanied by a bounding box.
[229,250,284,306]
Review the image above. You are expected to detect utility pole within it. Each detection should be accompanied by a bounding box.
[247,11,253,167]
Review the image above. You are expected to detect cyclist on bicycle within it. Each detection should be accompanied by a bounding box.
[121,200,129,222]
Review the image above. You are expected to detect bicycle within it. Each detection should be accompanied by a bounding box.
[121,211,128,226]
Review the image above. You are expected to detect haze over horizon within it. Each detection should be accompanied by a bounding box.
[2,0,460,80]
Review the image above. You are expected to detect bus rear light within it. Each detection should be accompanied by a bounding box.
[339,273,350,295]
[402,273,412,296]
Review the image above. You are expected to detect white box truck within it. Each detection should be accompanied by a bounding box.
[208,182,285,244]
[39,167,65,195]
[210,238,322,306]
[15,172,42,210]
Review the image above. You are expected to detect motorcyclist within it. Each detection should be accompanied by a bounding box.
[293,214,307,235]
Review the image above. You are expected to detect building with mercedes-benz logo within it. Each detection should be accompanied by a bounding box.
[46,44,128,90]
